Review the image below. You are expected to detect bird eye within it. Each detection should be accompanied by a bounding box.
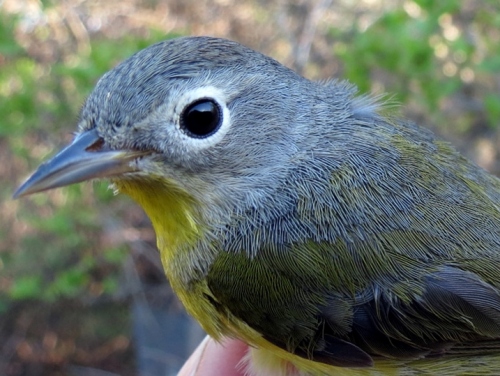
[180,98,222,138]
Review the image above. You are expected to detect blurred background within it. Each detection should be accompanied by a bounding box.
[1,0,500,375]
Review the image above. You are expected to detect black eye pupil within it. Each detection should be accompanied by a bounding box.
[181,99,222,138]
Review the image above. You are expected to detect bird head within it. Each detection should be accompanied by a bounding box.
[14,37,314,215]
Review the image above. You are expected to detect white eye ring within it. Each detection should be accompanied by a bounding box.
[173,86,231,150]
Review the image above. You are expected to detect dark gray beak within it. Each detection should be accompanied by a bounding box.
[13,129,146,198]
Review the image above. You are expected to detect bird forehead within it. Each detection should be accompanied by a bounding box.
[104,37,259,85]
[79,37,263,125]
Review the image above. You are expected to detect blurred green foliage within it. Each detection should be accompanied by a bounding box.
[331,0,500,133]
[0,11,171,312]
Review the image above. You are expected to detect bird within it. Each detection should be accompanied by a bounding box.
[14,36,500,375]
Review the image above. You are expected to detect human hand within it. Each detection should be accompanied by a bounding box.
[178,336,249,376]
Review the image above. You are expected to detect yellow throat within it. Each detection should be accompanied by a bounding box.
[114,177,201,259]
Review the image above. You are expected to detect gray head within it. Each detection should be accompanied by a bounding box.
[76,37,370,208]
[15,36,384,251]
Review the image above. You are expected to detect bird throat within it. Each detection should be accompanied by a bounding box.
[113,177,232,341]
[112,176,201,263]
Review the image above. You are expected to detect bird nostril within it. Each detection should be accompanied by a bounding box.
[85,137,106,152]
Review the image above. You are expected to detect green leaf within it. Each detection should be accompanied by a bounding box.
[484,94,500,128]
[10,275,43,299]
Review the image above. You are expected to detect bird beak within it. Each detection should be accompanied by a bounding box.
[13,128,146,198]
